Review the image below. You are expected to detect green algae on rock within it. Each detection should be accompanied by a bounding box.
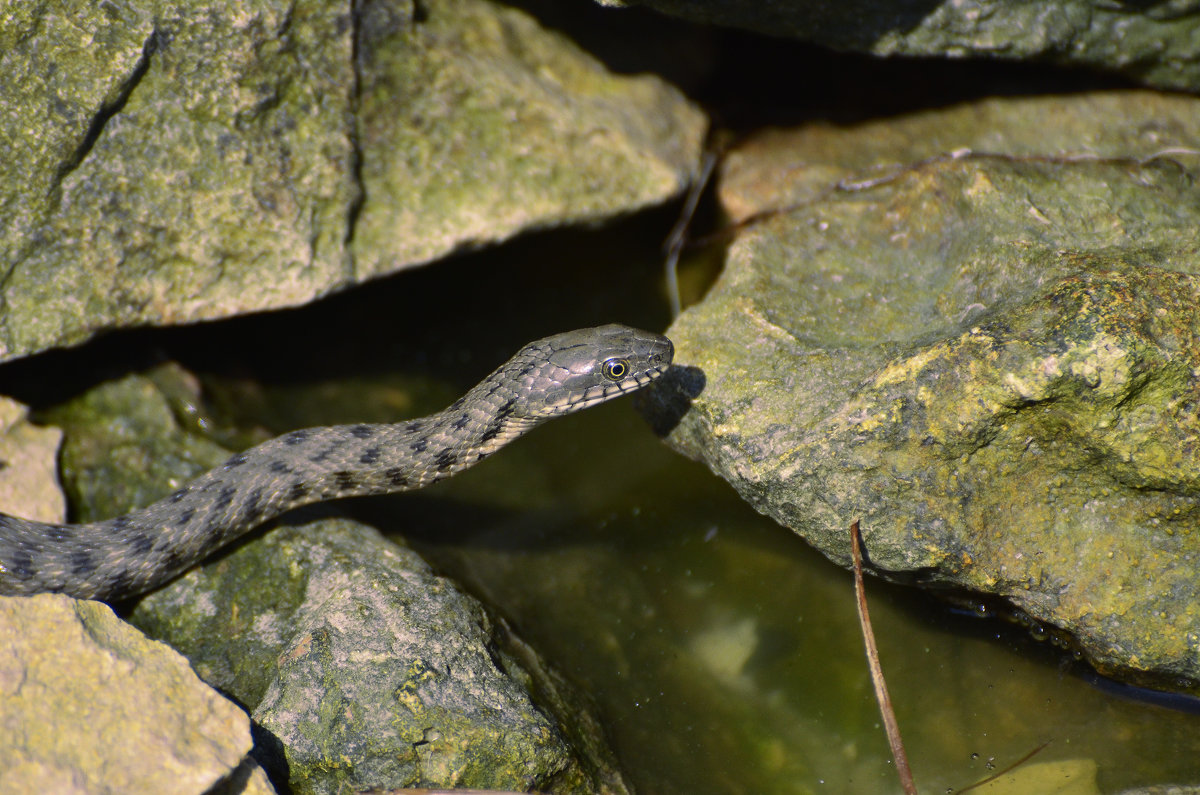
[352,0,706,276]
[645,91,1200,690]
[0,0,704,364]
[0,0,357,362]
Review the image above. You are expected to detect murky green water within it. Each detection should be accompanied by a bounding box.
[78,211,1200,794]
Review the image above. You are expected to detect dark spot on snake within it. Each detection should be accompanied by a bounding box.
[70,550,94,575]
[479,420,504,443]
[310,442,342,463]
[385,468,408,487]
[46,525,74,543]
[224,452,249,469]
[269,460,291,474]
[168,488,189,504]
[435,449,458,472]
[214,485,237,510]
[496,398,516,419]
[410,437,428,454]
[128,533,153,556]
[161,547,188,574]
[178,507,196,525]
[289,482,310,502]
[284,429,311,445]
[9,547,34,578]
[406,421,423,433]
[360,447,381,464]
[105,570,138,598]
[350,424,375,438]
[112,515,132,533]
[241,487,265,522]
[451,413,471,431]
[334,471,359,491]
[202,515,225,538]
[449,397,466,412]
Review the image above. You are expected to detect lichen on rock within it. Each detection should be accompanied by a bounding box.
[646,91,1200,690]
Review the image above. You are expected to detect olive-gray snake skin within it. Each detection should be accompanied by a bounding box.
[0,325,672,601]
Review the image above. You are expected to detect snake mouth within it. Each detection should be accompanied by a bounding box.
[545,364,670,415]
[644,364,669,382]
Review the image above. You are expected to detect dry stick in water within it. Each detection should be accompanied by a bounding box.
[850,520,918,795]
[663,147,719,318]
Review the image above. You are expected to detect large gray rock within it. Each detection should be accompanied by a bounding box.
[0,0,356,361]
[167,518,620,795]
[645,90,1200,691]
[0,0,704,363]
[0,593,252,795]
[601,0,1200,91]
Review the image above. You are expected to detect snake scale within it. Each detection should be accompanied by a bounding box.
[0,324,672,601]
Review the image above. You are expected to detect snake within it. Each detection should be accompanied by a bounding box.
[0,324,673,601]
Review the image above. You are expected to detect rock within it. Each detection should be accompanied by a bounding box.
[0,0,704,363]
[46,364,233,524]
[600,0,1200,92]
[134,518,621,795]
[0,593,252,795]
[0,0,356,362]
[352,0,707,277]
[0,397,64,524]
[644,90,1200,690]
[39,366,628,794]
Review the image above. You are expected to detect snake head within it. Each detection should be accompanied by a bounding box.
[502,324,674,420]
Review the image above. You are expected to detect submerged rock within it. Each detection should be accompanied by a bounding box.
[0,0,704,363]
[646,91,1200,690]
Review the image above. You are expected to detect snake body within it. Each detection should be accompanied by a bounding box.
[0,325,672,601]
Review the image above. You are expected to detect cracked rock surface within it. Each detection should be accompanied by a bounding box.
[0,0,704,363]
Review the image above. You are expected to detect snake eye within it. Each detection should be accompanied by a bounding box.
[601,358,629,381]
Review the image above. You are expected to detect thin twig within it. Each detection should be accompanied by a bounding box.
[663,148,719,318]
[850,520,917,795]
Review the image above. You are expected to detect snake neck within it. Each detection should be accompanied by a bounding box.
[0,323,673,601]
[0,380,538,601]
[163,379,539,569]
